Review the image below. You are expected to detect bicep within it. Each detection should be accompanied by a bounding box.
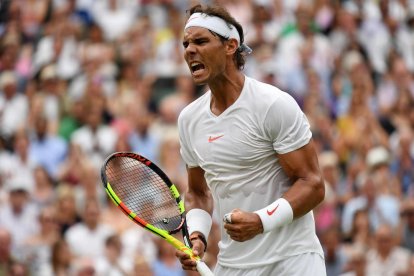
[278,140,321,181]
[185,166,213,214]
[278,140,325,217]
[187,166,208,195]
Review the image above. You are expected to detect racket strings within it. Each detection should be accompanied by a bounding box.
[105,157,182,232]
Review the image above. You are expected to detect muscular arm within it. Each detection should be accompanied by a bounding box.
[224,140,324,241]
[185,166,214,215]
[279,140,325,218]
[177,166,213,270]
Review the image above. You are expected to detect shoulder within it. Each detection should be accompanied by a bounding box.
[178,91,209,124]
[245,77,295,108]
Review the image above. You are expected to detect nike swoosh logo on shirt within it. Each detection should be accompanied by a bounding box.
[267,204,279,216]
[208,135,224,143]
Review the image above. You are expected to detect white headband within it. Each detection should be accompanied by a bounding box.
[184,12,252,54]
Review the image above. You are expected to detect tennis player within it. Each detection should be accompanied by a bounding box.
[176,4,326,275]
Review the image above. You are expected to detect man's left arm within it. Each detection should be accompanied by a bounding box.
[278,139,325,218]
[224,140,325,241]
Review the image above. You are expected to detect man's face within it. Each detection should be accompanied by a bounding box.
[183,27,227,85]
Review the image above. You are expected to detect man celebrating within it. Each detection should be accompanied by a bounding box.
[176,4,326,275]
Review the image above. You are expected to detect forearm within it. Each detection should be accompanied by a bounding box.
[283,174,325,219]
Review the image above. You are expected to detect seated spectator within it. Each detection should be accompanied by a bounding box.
[0,176,39,260]
[49,240,73,276]
[95,234,133,275]
[341,172,400,236]
[55,184,81,236]
[71,103,118,170]
[32,166,56,210]
[57,143,90,186]
[0,130,36,194]
[65,198,114,261]
[340,248,366,276]
[151,238,185,276]
[22,205,61,275]
[29,116,68,180]
[91,0,138,42]
[133,255,153,276]
[74,163,107,210]
[120,226,157,269]
[321,226,348,276]
[366,224,411,275]
[366,146,401,198]
[343,209,372,254]
[0,71,28,141]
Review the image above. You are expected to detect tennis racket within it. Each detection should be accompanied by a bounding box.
[101,152,214,276]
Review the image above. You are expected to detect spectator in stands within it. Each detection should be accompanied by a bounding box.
[366,224,411,275]
[49,239,73,276]
[29,116,68,179]
[341,172,400,237]
[366,146,401,197]
[321,226,348,276]
[32,166,56,212]
[91,0,139,42]
[340,248,366,276]
[133,255,153,276]
[95,234,133,275]
[65,198,114,261]
[71,102,118,170]
[23,205,61,275]
[0,176,39,260]
[120,225,157,271]
[74,163,107,209]
[0,71,28,140]
[152,238,185,276]
[55,184,81,236]
[0,131,36,193]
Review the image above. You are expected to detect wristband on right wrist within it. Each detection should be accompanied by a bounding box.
[186,208,212,241]
[254,198,293,233]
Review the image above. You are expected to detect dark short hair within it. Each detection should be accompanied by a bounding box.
[187,4,246,70]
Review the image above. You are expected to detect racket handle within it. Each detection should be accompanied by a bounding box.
[196,260,214,276]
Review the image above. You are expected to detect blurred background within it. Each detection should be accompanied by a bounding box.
[0,0,413,275]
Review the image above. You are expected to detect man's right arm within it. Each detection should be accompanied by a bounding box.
[176,166,214,271]
[185,166,213,214]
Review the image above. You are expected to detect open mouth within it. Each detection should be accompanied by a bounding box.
[190,62,205,74]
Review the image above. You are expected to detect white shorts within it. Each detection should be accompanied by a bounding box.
[214,252,326,276]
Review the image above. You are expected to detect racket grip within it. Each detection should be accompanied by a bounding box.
[196,260,214,276]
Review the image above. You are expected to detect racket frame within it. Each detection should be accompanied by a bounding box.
[101,152,196,260]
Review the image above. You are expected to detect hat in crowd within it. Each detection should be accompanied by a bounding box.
[6,176,32,193]
[319,151,339,168]
[0,71,17,89]
[40,64,58,81]
[366,146,390,169]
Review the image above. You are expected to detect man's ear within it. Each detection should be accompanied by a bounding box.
[225,38,239,55]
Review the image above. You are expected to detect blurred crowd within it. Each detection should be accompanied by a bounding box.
[0,0,413,275]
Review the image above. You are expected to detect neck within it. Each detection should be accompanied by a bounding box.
[209,71,244,116]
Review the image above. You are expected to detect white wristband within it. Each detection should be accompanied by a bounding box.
[254,198,293,233]
[186,208,212,239]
